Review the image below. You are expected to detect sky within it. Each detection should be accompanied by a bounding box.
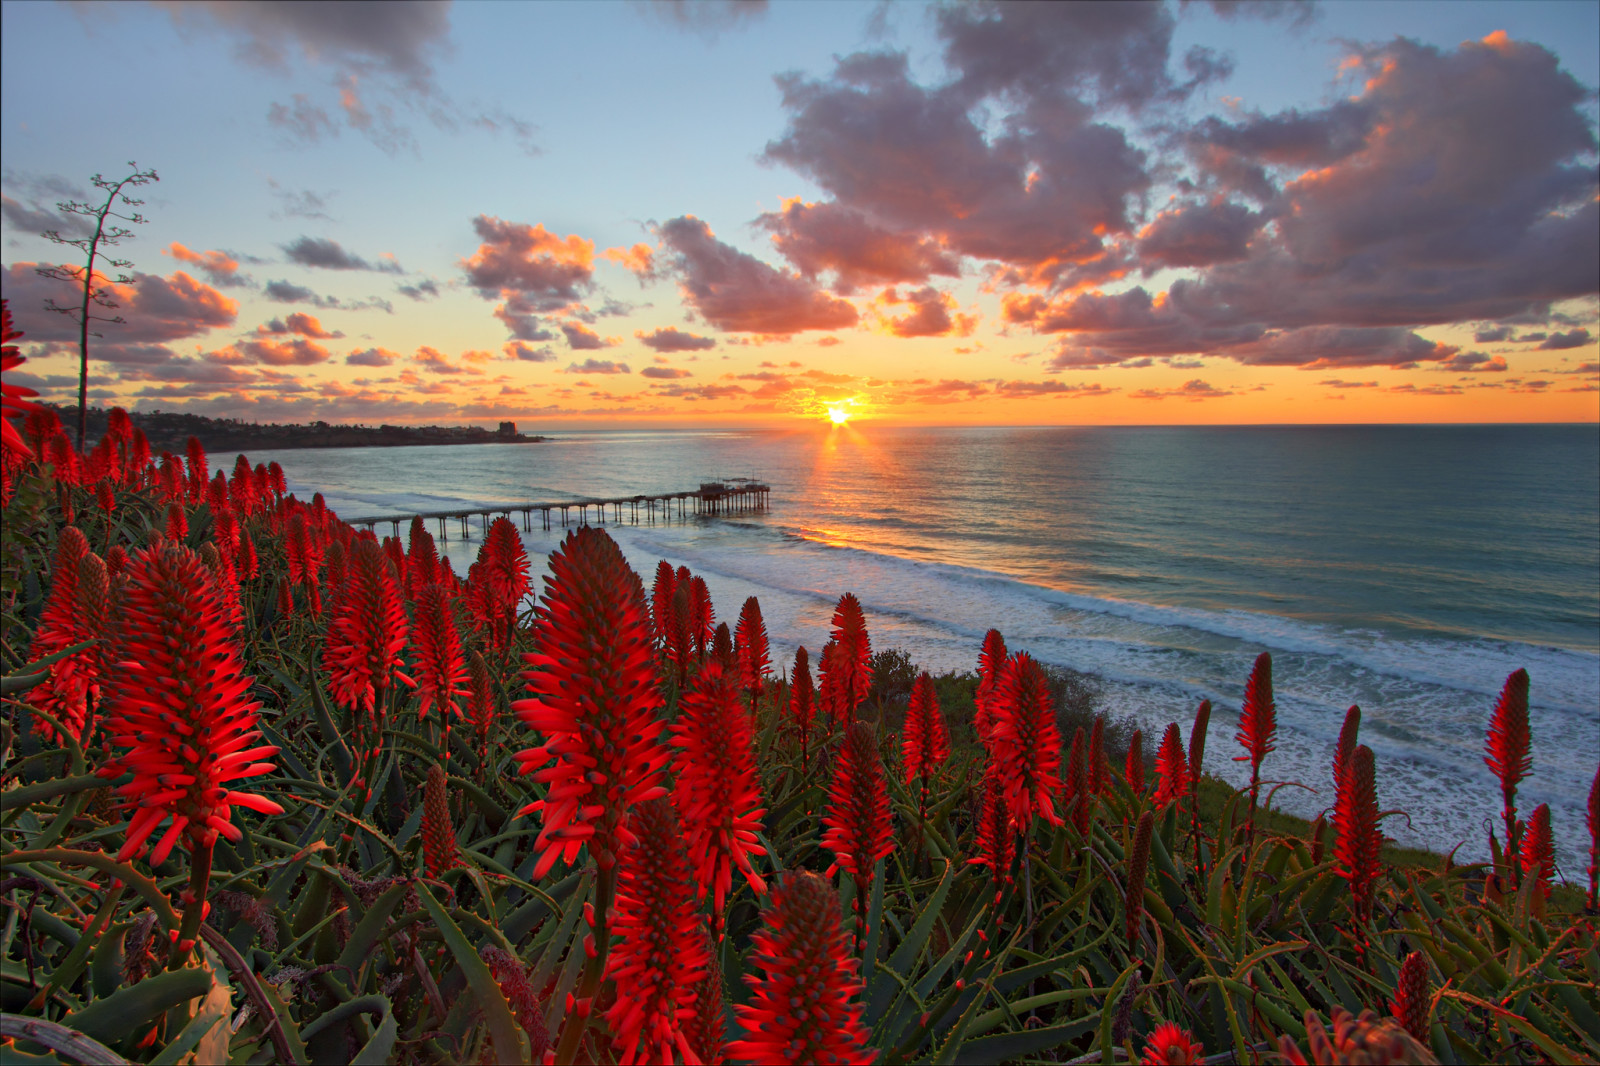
[2,0,1597,428]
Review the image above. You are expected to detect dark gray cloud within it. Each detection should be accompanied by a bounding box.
[1538,328,1594,350]
[565,359,631,374]
[263,279,393,312]
[640,365,693,379]
[346,347,396,366]
[267,179,336,221]
[504,341,555,362]
[397,278,441,301]
[638,0,768,37]
[658,215,859,334]
[1136,199,1260,270]
[4,262,238,348]
[636,326,716,352]
[560,322,613,350]
[757,199,961,293]
[282,235,404,273]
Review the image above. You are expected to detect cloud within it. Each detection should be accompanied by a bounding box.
[267,178,335,221]
[757,199,961,293]
[163,242,251,288]
[266,94,338,143]
[1433,351,1508,373]
[640,366,693,379]
[397,278,440,301]
[658,215,859,334]
[1136,199,1260,270]
[638,0,768,37]
[903,378,988,403]
[1131,378,1235,400]
[1474,325,1513,343]
[1317,379,1380,389]
[1538,328,1593,350]
[262,279,393,312]
[413,345,477,375]
[462,216,595,327]
[561,322,614,350]
[602,242,658,284]
[565,359,631,374]
[993,379,1116,398]
[258,312,342,339]
[504,341,556,363]
[636,326,716,352]
[649,382,750,400]
[282,236,404,273]
[4,263,238,350]
[345,346,396,367]
[235,336,332,366]
[871,286,977,338]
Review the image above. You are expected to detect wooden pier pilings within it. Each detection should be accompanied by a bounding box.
[343,479,770,541]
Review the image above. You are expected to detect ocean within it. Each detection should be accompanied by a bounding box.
[253,424,1600,876]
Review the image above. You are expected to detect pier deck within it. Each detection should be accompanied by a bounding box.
[342,479,770,540]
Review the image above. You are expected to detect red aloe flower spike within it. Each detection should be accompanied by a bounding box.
[206,471,236,565]
[1588,762,1599,911]
[479,516,530,653]
[683,935,727,1065]
[712,620,735,670]
[1,299,41,460]
[671,659,769,927]
[989,651,1063,830]
[199,541,244,633]
[730,870,874,1066]
[99,540,282,960]
[650,559,676,647]
[413,582,469,729]
[604,797,711,1066]
[157,452,184,500]
[229,454,254,517]
[1065,727,1088,836]
[383,536,408,597]
[407,515,438,596]
[1142,1021,1204,1065]
[1154,723,1188,809]
[688,575,714,658]
[28,527,92,743]
[1280,1007,1428,1066]
[902,672,950,786]
[1391,950,1429,1043]
[969,761,1016,904]
[829,592,873,721]
[816,638,841,728]
[1332,704,1362,809]
[22,407,60,460]
[322,538,412,798]
[1485,667,1531,862]
[1125,729,1145,795]
[1335,744,1382,929]
[251,462,270,508]
[104,544,128,582]
[1233,652,1277,837]
[94,479,115,518]
[184,435,208,502]
[1088,716,1109,796]
[275,575,294,623]
[789,645,815,770]
[267,460,286,499]
[666,582,695,687]
[974,628,1008,746]
[37,550,116,746]
[236,524,258,580]
[513,526,669,877]
[466,648,496,775]
[1519,802,1555,900]
[513,528,669,1062]
[735,594,770,709]
[1125,810,1154,946]
[422,763,462,878]
[822,721,895,946]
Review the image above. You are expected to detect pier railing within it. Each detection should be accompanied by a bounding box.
[342,479,770,540]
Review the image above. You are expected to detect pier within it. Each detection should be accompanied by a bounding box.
[342,479,770,540]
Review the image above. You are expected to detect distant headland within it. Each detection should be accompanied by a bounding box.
[39,404,545,453]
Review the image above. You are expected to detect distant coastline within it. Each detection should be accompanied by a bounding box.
[40,404,545,453]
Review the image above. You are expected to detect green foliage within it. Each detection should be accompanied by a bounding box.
[2,471,1595,1066]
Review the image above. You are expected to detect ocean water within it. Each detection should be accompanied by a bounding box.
[253,424,1600,875]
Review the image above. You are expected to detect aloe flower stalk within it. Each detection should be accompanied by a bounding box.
[1065,726,1089,836]
[322,537,412,799]
[1391,950,1429,1043]
[1519,802,1555,900]
[973,628,1007,746]
[412,582,468,764]
[466,649,496,775]
[1089,716,1109,795]
[671,659,769,931]
[735,594,771,711]
[99,540,282,964]
[989,651,1063,830]
[789,645,815,771]
[730,871,874,1066]
[683,937,727,1065]
[1485,668,1531,864]
[666,583,695,687]
[650,559,676,647]
[514,527,670,1062]
[1154,723,1188,809]
[28,527,94,743]
[902,671,950,787]
[1,300,40,461]
[184,435,208,502]
[688,574,714,658]
[407,515,439,596]
[1333,704,1361,803]
[829,592,873,721]
[1125,729,1145,795]
[822,721,894,947]
[970,760,1016,905]
[421,763,462,878]
[603,797,711,1065]
[1234,653,1277,830]
[1188,698,1212,873]
[1278,1007,1430,1066]
[1336,744,1382,931]
[1126,810,1154,947]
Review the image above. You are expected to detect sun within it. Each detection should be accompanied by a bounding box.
[827,405,851,425]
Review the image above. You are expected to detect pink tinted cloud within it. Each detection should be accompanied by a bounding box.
[461,215,595,312]
[236,336,332,366]
[602,242,658,283]
[346,347,397,366]
[757,199,960,293]
[560,321,614,350]
[871,286,977,338]
[164,242,249,287]
[637,326,716,352]
[1131,379,1235,401]
[657,215,859,334]
[259,312,342,338]
[640,366,693,379]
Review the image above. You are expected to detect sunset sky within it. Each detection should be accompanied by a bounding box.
[2,0,1596,427]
